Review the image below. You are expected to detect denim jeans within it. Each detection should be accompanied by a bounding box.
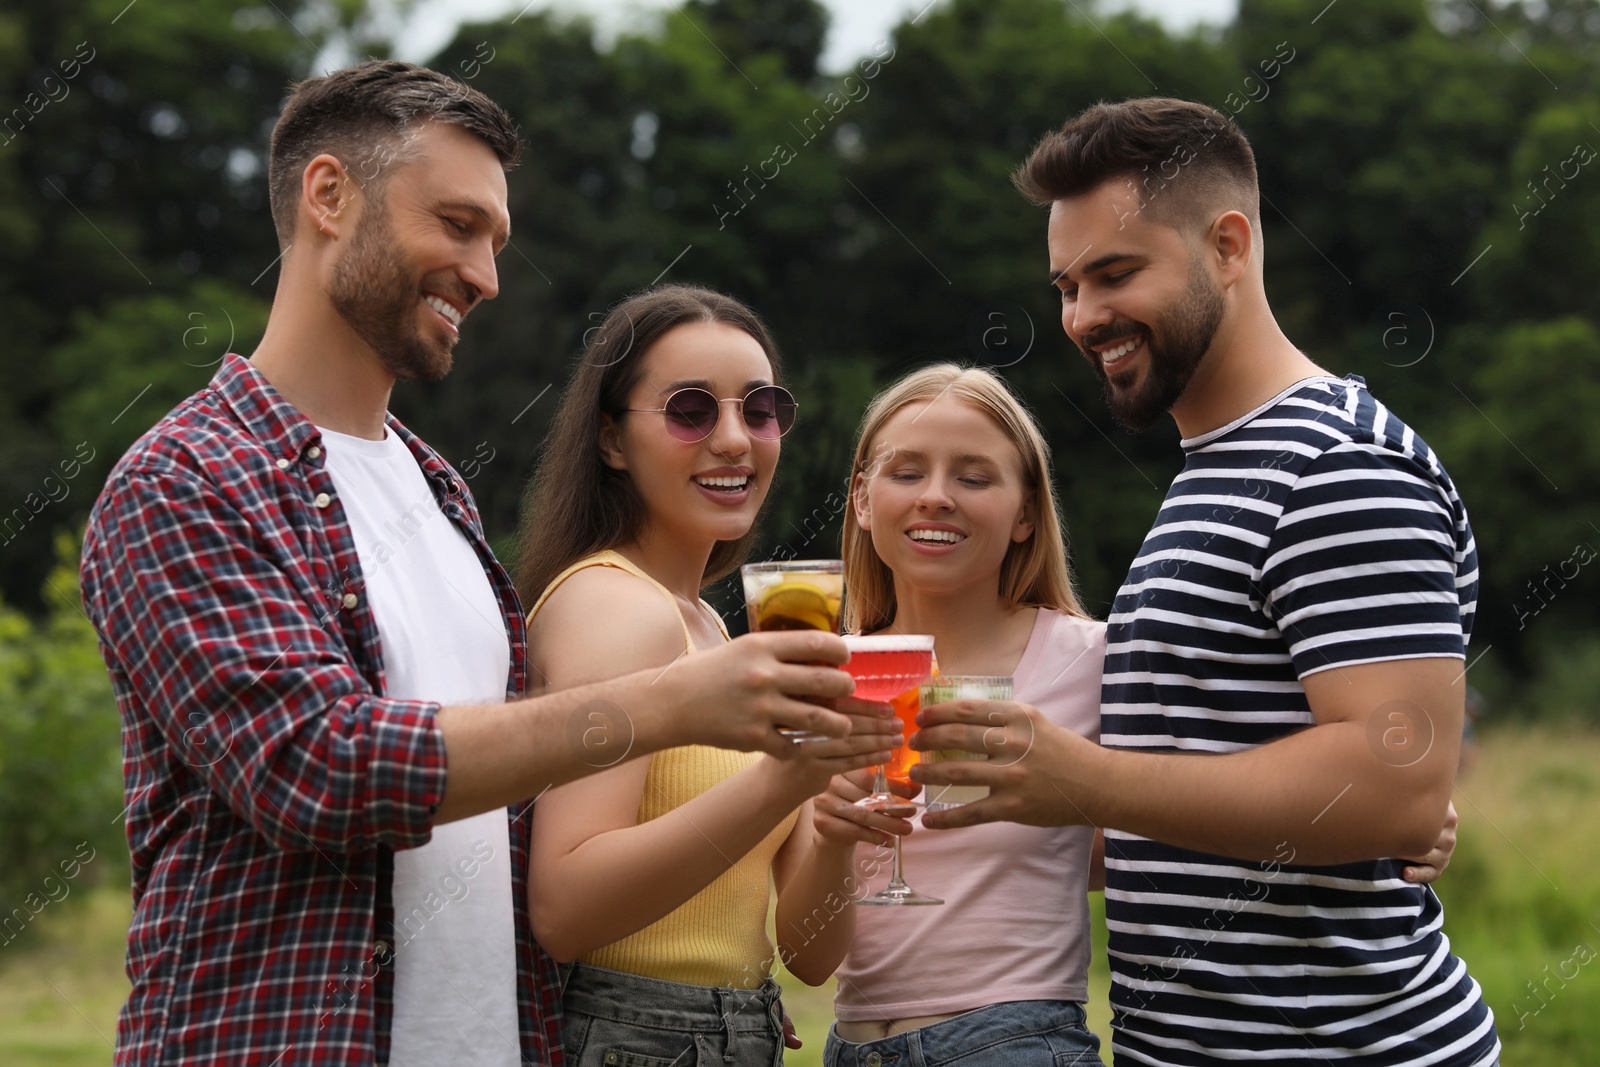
[562,962,786,1067]
[823,1000,1104,1067]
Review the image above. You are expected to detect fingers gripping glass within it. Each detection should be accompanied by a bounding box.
[625,386,797,443]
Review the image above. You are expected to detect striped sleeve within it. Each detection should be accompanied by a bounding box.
[1259,441,1466,679]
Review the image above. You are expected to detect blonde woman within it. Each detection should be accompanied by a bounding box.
[791,364,1107,1065]
[789,365,1456,1065]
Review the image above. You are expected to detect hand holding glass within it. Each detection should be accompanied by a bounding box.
[740,560,844,742]
[920,675,1012,811]
[843,634,941,906]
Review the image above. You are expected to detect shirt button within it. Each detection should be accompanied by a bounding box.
[275,458,290,470]
[604,1054,619,1066]
[314,492,331,508]
[374,939,391,957]
[342,593,358,609]
[308,446,323,459]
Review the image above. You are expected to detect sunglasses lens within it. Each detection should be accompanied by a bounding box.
[743,387,796,439]
[662,389,719,441]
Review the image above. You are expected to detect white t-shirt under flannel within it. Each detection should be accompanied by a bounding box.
[319,426,519,1067]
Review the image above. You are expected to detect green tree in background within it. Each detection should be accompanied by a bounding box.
[0,0,1594,707]
[0,0,316,610]
[1,5,1599,1063]
[0,534,121,908]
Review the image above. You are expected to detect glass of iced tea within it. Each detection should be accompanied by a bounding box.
[740,560,845,741]
[843,634,941,906]
[919,675,1012,811]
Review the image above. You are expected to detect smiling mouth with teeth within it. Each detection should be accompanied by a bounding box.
[695,475,750,492]
[1099,334,1142,368]
[424,294,463,328]
[908,529,965,544]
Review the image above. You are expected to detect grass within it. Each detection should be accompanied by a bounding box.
[3,724,1596,1065]
[0,884,129,1064]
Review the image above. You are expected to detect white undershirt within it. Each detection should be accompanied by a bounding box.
[319,426,519,1067]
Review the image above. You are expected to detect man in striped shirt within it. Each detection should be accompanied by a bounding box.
[914,98,1499,1065]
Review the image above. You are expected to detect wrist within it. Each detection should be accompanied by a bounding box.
[760,753,821,804]
[810,827,857,860]
[1071,739,1117,826]
[614,669,685,756]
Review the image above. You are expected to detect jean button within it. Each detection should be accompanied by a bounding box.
[865,1054,882,1067]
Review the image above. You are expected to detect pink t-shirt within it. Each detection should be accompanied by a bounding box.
[831,608,1105,1022]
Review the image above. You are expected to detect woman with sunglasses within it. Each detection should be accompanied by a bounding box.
[514,285,898,1067]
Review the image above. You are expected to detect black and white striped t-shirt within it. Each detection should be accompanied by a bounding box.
[1102,376,1499,1066]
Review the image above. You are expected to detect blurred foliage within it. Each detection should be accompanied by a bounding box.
[1,0,1599,910]
[0,533,123,906]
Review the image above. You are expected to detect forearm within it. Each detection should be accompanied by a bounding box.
[531,762,808,961]
[775,836,859,985]
[434,668,683,824]
[1079,722,1457,864]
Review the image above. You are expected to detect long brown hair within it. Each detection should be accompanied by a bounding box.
[515,284,784,606]
[841,364,1089,635]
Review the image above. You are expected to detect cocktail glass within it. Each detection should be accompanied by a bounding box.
[740,560,845,742]
[919,675,1012,812]
[843,634,941,906]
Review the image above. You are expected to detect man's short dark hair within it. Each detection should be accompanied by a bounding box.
[268,59,521,247]
[1014,97,1258,237]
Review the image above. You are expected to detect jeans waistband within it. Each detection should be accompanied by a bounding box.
[563,962,782,1034]
[827,1000,1093,1066]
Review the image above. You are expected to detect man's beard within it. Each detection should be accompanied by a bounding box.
[1083,262,1224,431]
[328,198,455,383]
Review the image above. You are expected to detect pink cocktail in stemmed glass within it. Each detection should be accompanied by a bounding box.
[842,634,942,906]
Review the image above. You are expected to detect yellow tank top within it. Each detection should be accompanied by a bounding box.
[528,550,799,989]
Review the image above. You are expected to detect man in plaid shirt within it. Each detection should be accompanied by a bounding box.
[81,61,882,1066]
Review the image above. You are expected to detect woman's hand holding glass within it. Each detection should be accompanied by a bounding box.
[813,766,920,851]
[765,697,903,798]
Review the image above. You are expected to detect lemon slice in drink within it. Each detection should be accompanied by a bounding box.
[756,581,836,631]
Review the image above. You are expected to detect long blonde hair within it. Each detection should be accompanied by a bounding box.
[841,364,1089,634]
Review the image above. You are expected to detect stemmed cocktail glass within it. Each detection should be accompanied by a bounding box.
[843,634,942,906]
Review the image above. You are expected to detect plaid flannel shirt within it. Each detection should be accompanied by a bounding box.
[80,353,563,1065]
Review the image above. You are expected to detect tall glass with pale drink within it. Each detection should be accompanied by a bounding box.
[919,675,1012,811]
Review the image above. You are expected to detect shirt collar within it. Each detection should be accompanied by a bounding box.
[209,352,459,494]
[210,352,323,462]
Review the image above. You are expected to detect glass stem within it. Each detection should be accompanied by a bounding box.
[872,764,889,799]
[888,834,908,889]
